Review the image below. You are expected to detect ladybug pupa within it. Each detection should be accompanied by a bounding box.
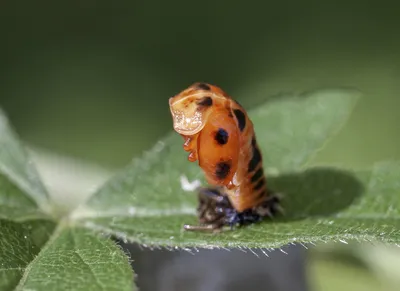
[169,82,282,231]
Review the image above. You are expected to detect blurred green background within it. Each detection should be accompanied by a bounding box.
[1,1,400,290]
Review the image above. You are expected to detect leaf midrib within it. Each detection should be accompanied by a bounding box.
[13,222,64,291]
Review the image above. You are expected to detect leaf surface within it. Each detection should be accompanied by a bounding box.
[0,109,136,290]
[73,89,400,249]
[0,220,54,290]
[15,227,135,291]
[80,162,400,248]
[0,109,50,217]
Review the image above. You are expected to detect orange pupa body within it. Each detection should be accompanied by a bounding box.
[169,82,269,213]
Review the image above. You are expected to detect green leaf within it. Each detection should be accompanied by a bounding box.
[0,109,136,290]
[78,161,400,248]
[0,175,46,221]
[0,109,51,218]
[0,220,136,290]
[73,88,400,249]
[250,89,360,170]
[15,226,135,291]
[0,219,54,290]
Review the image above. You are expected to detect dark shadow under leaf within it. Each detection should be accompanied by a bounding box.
[268,167,366,221]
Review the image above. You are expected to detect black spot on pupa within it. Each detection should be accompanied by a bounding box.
[250,167,264,183]
[197,96,213,107]
[248,146,261,173]
[233,109,246,131]
[214,128,229,145]
[251,136,256,147]
[215,160,231,180]
[253,178,265,191]
[196,83,211,91]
